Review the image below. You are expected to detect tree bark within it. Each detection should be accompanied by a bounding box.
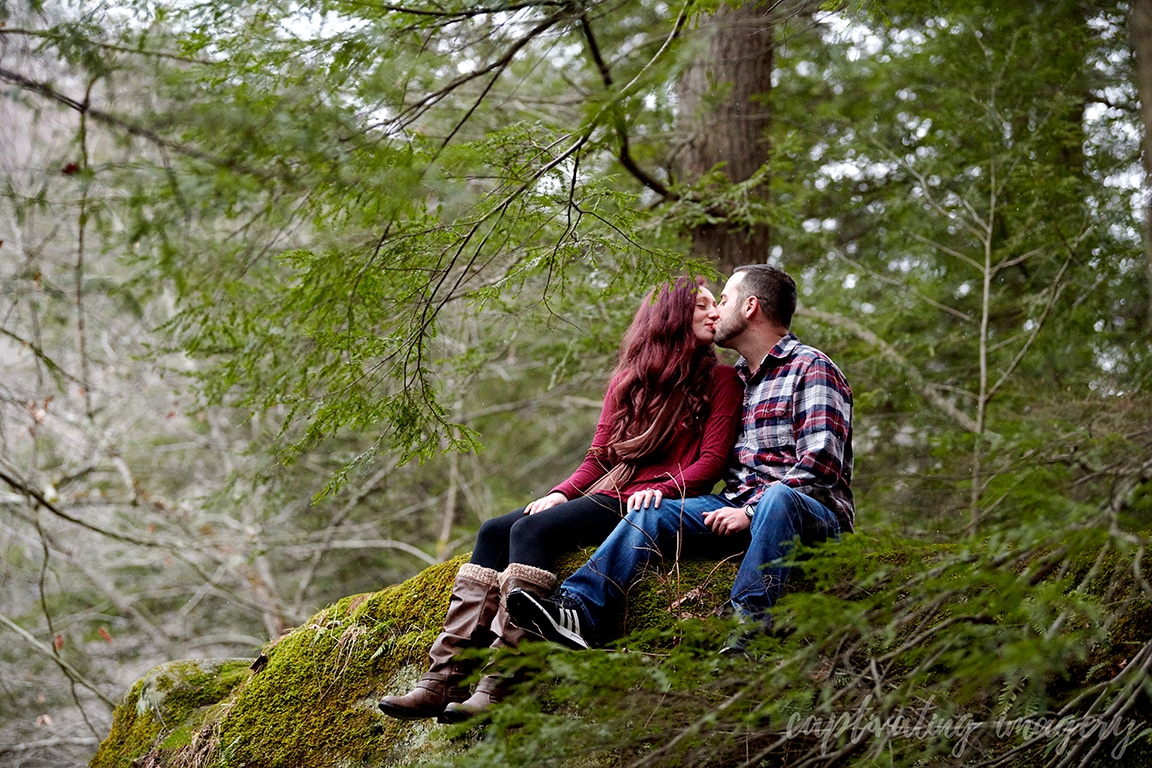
[1129,0,1152,329]
[675,1,786,274]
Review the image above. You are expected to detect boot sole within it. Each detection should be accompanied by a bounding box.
[378,698,466,721]
[437,705,486,725]
[378,701,447,720]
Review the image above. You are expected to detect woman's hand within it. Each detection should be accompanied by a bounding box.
[524,492,568,515]
[626,488,664,513]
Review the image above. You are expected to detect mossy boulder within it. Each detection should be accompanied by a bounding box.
[89,550,743,768]
[89,534,1152,768]
[91,658,255,768]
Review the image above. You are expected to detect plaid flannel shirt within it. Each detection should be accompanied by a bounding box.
[722,332,856,532]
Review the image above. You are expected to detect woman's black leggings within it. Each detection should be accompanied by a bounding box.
[470,494,625,572]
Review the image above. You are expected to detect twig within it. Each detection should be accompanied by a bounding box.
[0,613,116,708]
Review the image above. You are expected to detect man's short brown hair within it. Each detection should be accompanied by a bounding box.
[733,264,797,328]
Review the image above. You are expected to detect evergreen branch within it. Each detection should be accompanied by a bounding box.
[0,66,278,181]
[579,14,672,198]
[361,129,595,391]
[382,10,572,135]
[624,687,748,768]
[986,255,1070,402]
[376,1,563,19]
[796,306,980,432]
[0,27,215,64]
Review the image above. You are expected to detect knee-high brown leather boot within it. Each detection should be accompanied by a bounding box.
[378,563,500,720]
[439,563,556,723]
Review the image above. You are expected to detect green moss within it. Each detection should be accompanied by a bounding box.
[90,551,743,768]
[198,555,469,768]
[92,536,1152,768]
[89,555,462,768]
[89,658,252,768]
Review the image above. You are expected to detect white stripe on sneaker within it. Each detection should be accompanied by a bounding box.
[559,608,579,633]
[550,605,587,649]
[508,589,589,650]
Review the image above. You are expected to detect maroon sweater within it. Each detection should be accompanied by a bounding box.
[552,365,743,501]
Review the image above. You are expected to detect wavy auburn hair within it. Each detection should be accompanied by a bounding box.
[605,276,718,451]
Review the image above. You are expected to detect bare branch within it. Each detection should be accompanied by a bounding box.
[579,14,672,198]
[0,612,116,708]
[907,231,983,272]
[0,466,168,548]
[382,10,572,136]
[0,737,99,755]
[0,66,278,180]
[830,248,974,324]
[0,328,84,386]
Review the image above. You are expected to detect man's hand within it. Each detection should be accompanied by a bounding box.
[524,492,568,515]
[702,506,751,536]
[626,488,664,513]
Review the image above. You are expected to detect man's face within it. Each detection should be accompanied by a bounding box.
[713,273,748,348]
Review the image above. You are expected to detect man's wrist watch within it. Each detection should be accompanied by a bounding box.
[743,504,755,520]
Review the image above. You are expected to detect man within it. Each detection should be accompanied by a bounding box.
[507,264,854,654]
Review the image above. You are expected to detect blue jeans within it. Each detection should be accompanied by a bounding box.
[561,485,841,639]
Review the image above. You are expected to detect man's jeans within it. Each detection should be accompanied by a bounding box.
[561,484,841,639]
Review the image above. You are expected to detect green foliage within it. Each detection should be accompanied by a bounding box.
[763,0,1150,532]
[5,1,1152,766]
[89,523,1152,768]
[90,658,252,768]
[426,522,1152,768]
[4,0,714,487]
[11,0,1145,523]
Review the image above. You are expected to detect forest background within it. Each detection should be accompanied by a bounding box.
[2,0,1152,765]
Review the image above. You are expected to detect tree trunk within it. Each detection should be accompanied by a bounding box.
[676,1,785,274]
[1129,0,1152,329]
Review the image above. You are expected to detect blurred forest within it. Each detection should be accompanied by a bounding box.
[1,0,1151,765]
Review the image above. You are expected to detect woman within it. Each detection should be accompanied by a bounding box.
[379,277,742,722]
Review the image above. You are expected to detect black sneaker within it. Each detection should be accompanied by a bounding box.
[718,613,773,658]
[506,589,590,650]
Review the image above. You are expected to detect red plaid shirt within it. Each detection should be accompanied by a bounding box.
[723,333,855,532]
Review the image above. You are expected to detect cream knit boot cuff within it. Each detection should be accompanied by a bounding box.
[499,562,557,594]
[457,562,500,587]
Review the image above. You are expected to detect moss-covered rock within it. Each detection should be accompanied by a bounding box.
[89,534,1152,768]
[91,657,253,768]
[88,550,744,768]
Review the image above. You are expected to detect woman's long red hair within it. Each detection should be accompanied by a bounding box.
[605,276,718,451]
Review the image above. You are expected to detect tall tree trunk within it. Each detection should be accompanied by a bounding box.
[1129,0,1152,329]
[676,1,785,274]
